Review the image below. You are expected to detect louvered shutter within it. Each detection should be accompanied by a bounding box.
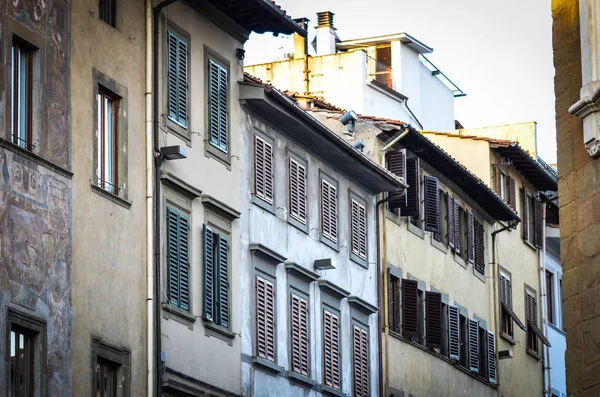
[179,214,190,311]
[454,201,460,254]
[401,158,420,217]
[217,234,229,327]
[424,176,440,233]
[467,211,475,263]
[256,275,276,362]
[208,59,228,153]
[353,326,369,397]
[526,292,537,323]
[402,279,419,339]
[448,305,460,361]
[448,197,455,248]
[386,150,406,209]
[474,219,485,275]
[323,310,341,390]
[290,294,309,376]
[289,158,307,223]
[426,292,442,349]
[321,180,337,242]
[500,274,512,308]
[534,198,543,248]
[254,136,273,203]
[521,188,529,240]
[487,331,497,384]
[508,177,516,209]
[494,167,501,194]
[167,32,188,128]
[468,318,479,372]
[166,209,190,311]
[203,225,215,321]
[351,200,367,260]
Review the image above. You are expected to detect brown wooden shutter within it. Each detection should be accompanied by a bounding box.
[351,200,367,259]
[494,166,501,194]
[454,201,460,254]
[508,177,516,209]
[256,275,275,362]
[323,310,341,390]
[426,291,442,349]
[526,292,536,323]
[448,305,460,361]
[402,279,419,340]
[289,158,307,223]
[400,158,420,217]
[290,294,309,376]
[521,188,529,240]
[448,197,455,248]
[467,211,475,263]
[386,149,407,209]
[474,219,485,275]
[254,136,273,203]
[353,325,369,397]
[534,197,543,249]
[487,331,497,384]
[468,319,479,372]
[321,180,338,242]
[424,176,440,233]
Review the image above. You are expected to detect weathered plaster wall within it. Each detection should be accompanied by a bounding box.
[0,0,72,395]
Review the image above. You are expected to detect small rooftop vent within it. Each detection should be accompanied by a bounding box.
[316,11,334,28]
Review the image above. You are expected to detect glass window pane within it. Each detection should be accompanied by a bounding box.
[18,49,28,149]
[11,46,16,144]
[105,97,114,192]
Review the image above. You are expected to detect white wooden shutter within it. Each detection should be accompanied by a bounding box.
[468,318,479,372]
[321,179,337,242]
[448,305,460,361]
[208,59,228,153]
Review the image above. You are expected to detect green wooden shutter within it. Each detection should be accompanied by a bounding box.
[208,59,228,153]
[178,214,190,311]
[166,208,180,307]
[167,32,188,128]
[217,234,229,328]
[203,225,215,321]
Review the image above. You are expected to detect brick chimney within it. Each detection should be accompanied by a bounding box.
[293,18,309,59]
[315,11,336,55]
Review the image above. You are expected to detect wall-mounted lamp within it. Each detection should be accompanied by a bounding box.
[236,48,246,61]
[160,145,187,161]
[314,258,336,270]
[340,110,358,135]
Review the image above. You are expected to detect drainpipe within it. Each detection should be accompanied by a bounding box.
[539,203,552,396]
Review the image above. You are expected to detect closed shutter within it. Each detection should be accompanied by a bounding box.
[290,294,309,376]
[217,234,229,327]
[351,200,367,259]
[474,219,485,275]
[208,59,228,153]
[402,279,419,339]
[521,188,529,240]
[448,197,455,248]
[448,305,460,361]
[454,201,460,254]
[167,32,188,128]
[424,176,440,233]
[526,292,537,323]
[508,177,516,209]
[321,179,338,242]
[254,136,273,203]
[386,150,406,209]
[487,331,497,384]
[494,166,501,194]
[256,275,276,362]
[289,158,307,223]
[467,211,475,263]
[352,325,369,397]
[468,318,479,372]
[426,292,442,349]
[166,208,190,311]
[401,158,420,217]
[500,273,512,308]
[534,197,543,248]
[323,310,341,390]
[203,225,215,321]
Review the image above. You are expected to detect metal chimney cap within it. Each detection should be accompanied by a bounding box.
[316,11,335,28]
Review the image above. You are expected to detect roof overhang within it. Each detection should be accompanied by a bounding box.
[337,32,433,54]
[239,84,406,195]
[490,143,558,191]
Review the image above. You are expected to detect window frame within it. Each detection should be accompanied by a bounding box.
[91,336,131,397]
[204,46,231,166]
[499,268,515,340]
[546,270,554,325]
[525,286,540,357]
[96,88,119,195]
[11,37,34,152]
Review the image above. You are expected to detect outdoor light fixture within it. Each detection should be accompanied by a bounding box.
[160,145,187,161]
[236,48,246,60]
[314,258,336,270]
[340,110,358,135]
[498,349,513,359]
[353,139,365,152]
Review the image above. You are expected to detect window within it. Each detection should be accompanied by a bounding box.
[546,271,554,325]
[96,88,119,194]
[289,158,307,224]
[254,135,274,204]
[448,305,460,361]
[521,188,543,248]
[478,326,488,379]
[494,167,516,208]
[423,176,440,234]
[467,318,479,373]
[256,275,276,362]
[207,57,229,154]
[404,158,421,224]
[441,303,449,356]
[388,275,401,334]
[434,190,447,244]
[500,271,514,338]
[375,46,392,88]
[320,178,338,243]
[350,199,367,261]
[95,358,118,397]
[9,327,34,396]
[526,289,539,354]
[91,337,130,397]
[11,38,34,151]
[417,289,425,345]
[458,206,467,259]
[459,313,468,368]
[425,291,442,349]
[203,225,230,328]
[323,309,341,390]
[290,293,309,376]
[167,30,188,129]
[166,207,190,312]
[352,325,369,397]
[99,0,117,27]
[474,218,485,275]
[386,149,406,213]
[401,279,419,341]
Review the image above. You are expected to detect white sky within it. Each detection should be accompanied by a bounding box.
[244,0,557,163]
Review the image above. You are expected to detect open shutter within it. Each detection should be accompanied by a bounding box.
[508,177,516,209]
[424,176,440,233]
[256,275,276,362]
[321,180,337,242]
[323,310,341,390]
[494,166,501,194]
[179,214,190,311]
[353,326,369,397]
[401,158,420,217]
[208,59,228,153]
[290,159,307,223]
[254,136,273,203]
[386,150,406,209]
[290,294,309,376]
[487,331,497,384]
[351,200,367,260]
[217,234,229,327]
[167,208,180,307]
[203,225,215,321]
[448,305,460,361]
[521,188,529,240]
[167,32,188,128]
[534,197,543,248]
[467,211,475,263]
[454,201,460,254]
[402,279,419,340]
[448,197,455,248]
[426,292,442,349]
[474,219,485,275]
[468,319,479,372]
[329,184,338,240]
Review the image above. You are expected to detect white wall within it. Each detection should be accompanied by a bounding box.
[419,62,456,131]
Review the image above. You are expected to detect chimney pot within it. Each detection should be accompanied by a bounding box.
[315,11,336,56]
[316,11,334,28]
[293,17,309,59]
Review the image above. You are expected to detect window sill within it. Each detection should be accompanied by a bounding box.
[251,195,275,215]
[350,252,368,269]
[386,209,402,227]
[319,384,344,397]
[167,120,192,147]
[500,332,516,345]
[0,138,73,178]
[91,185,132,209]
[253,357,283,375]
[203,320,236,346]
[407,221,425,239]
[527,348,541,361]
[320,235,339,251]
[431,235,448,253]
[523,239,538,252]
[288,214,309,235]
[454,253,467,269]
[548,322,566,336]
[162,304,195,330]
[205,142,231,170]
[473,268,486,283]
[287,371,316,389]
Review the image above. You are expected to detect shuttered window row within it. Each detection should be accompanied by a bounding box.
[167,208,190,311]
[323,310,341,390]
[351,200,367,260]
[321,179,338,242]
[289,158,307,223]
[290,294,310,376]
[167,31,188,129]
[256,275,276,362]
[352,325,369,397]
[445,197,486,273]
[203,225,230,328]
[526,290,551,351]
[254,136,274,203]
[494,167,516,209]
[207,59,228,153]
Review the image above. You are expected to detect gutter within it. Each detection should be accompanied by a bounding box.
[256,0,307,36]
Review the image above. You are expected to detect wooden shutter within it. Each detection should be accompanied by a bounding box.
[474,219,485,275]
[508,177,516,209]
[424,176,440,233]
[167,208,189,311]
[323,310,341,390]
[389,277,400,333]
[289,158,307,223]
[468,318,479,372]
[448,197,455,248]
[467,211,475,263]
[208,59,228,153]
[494,166,501,194]
[352,325,369,397]
[521,188,529,240]
[500,273,512,308]
[256,275,276,362]
[217,234,229,327]
[402,279,419,339]
[487,331,497,384]
[401,158,420,217]
[448,305,460,361]
[526,291,537,323]
[203,225,215,321]
[454,201,460,254]
[167,32,188,128]
[351,200,367,259]
[534,197,543,248]
[254,136,273,203]
[321,179,337,242]
[386,150,407,209]
[426,292,442,349]
[290,294,309,376]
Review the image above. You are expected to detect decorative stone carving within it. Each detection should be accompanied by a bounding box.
[569,87,600,157]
